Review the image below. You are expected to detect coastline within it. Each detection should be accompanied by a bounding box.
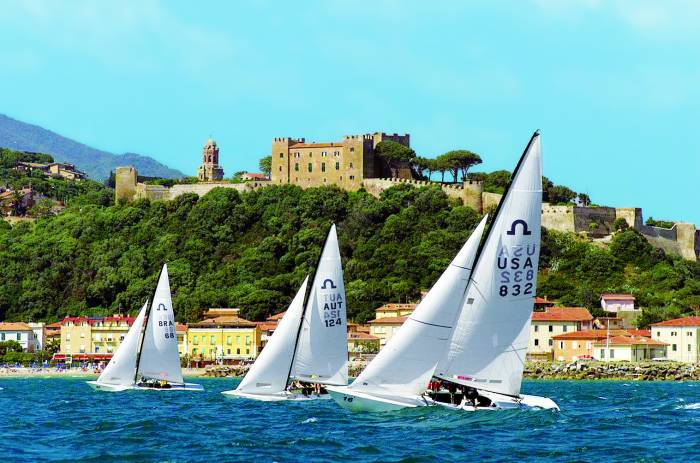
[0,367,208,379]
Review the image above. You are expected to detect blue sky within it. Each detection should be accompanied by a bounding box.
[1,0,698,224]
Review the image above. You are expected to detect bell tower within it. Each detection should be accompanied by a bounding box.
[198,138,224,182]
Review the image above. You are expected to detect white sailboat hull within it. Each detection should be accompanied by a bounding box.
[87,380,204,392]
[221,389,330,401]
[433,390,559,411]
[327,386,427,412]
[327,385,558,412]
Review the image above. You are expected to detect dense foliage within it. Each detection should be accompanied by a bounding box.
[1,183,697,327]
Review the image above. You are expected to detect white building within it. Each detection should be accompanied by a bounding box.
[28,322,45,351]
[0,322,37,352]
[651,317,700,363]
[594,335,667,362]
[600,294,637,313]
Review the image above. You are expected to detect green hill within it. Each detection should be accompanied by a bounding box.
[0,183,698,326]
[0,114,184,181]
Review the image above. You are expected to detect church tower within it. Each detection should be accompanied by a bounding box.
[197,138,225,182]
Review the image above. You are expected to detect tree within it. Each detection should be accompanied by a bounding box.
[546,185,577,204]
[374,141,416,178]
[412,157,432,180]
[578,193,591,206]
[439,150,482,183]
[612,218,629,232]
[258,155,272,177]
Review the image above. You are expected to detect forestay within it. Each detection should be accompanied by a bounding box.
[95,301,148,386]
[350,215,489,398]
[291,224,348,386]
[137,264,184,385]
[436,132,543,397]
[236,276,309,395]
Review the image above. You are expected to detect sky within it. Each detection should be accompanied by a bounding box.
[0,0,698,224]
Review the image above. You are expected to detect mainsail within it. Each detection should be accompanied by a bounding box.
[349,215,489,398]
[290,224,348,386]
[435,132,543,397]
[95,301,148,386]
[136,264,184,385]
[235,276,309,395]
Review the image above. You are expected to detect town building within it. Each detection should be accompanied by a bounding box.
[552,329,654,361]
[271,132,411,191]
[534,297,556,311]
[600,294,637,313]
[197,138,224,182]
[15,160,86,181]
[27,322,45,351]
[374,303,416,319]
[594,335,667,362]
[348,331,380,358]
[186,315,260,366]
[528,307,594,361]
[176,323,188,358]
[241,172,268,181]
[368,316,407,347]
[594,317,625,330]
[0,322,38,352]
[651,317,700,363]
[57,314,135,362]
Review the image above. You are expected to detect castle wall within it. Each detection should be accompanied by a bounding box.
[572,206,617,237]
[115,167,137,202]
[481,192,502,212]
[541,204,576,233]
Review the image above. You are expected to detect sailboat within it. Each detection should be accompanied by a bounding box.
[327,215,488,411]
[222,224,348,401]
[430,131,558,411]
[87,264,203,392]
[330,131,558,412]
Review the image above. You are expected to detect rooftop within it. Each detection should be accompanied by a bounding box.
[553,329,652,341]
[0,322,33,331]
[534,297,555,305]
[368,316,408,325]
[348,332,379,340]
[532,307,593,322]
[593,335,667,346]
[651,316,700,327]
[376,303,417,312]
[189,315,257,328]
[267,311,286,321]
[601,294,636,301]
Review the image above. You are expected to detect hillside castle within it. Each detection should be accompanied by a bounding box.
[114,133,700,262]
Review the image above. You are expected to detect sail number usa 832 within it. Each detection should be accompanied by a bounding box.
[497,219,538,298]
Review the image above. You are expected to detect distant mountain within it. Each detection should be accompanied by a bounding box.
[0,114,184,181]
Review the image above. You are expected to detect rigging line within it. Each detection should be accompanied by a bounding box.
[408,318,452,330]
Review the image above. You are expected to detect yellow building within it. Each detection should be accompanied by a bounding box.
[528,307,593,361]
[271,132,411,191]
[57,315,136,362]
[368,316,406,347]
[651,317,700,363]
[186,315,260,366]
[374,303,416,320]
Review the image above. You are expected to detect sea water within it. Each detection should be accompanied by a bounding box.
[2,377,700,462]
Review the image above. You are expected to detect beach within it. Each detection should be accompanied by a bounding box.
[0,367,207,378]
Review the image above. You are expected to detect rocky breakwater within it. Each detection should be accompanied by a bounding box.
[202,364,251,377]
[525,361,700,381]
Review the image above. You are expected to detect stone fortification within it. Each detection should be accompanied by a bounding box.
[115,166,266,202]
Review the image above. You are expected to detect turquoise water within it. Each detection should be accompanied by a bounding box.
[2,377,700,462]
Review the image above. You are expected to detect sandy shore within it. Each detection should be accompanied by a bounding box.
[0,367,207,378]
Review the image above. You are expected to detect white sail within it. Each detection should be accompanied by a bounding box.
[436,132,543,397]
[137,264,184,384]
[236,276,309,395]
[349,215,488,398]
[95,301,148,386]
[291,224,348,385]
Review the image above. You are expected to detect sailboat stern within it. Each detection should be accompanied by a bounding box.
[86,381,134,392]
[327,385,426,412]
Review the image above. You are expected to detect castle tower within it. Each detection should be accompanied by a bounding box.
[197,138,224,182]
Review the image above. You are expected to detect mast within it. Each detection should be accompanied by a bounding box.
[133,265,165,384]
[284,224,334,388]
[469,130,540,273]
[436,131,541,392]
